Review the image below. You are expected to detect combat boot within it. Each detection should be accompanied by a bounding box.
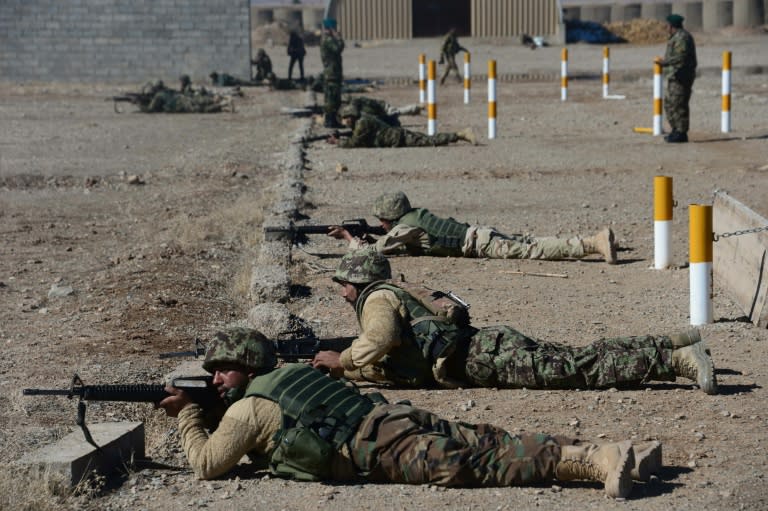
[555,441,634,498]
[582,227,617,264]
[631,441,662,482]
[671,332,717,394]
[456,127,478,145]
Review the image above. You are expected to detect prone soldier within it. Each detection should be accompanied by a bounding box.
[159,327,664,498]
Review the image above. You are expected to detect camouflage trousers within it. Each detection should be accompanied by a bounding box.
[401,130,459,147]
[324,80,342,116]
[466,227,586,259]
[464,326,676,389]
[350,404,562,486]
[440,56,462,84]
[665,78,693,133]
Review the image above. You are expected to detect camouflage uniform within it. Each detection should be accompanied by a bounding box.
[145,90,228,113]
[349,97,401,126]
[210,72,256,87]
[661,26,697,135]
[176,327,570,486]
[252,49,273,81]
[320,30,345,117]
[340,115,460,148]
[440,30,466,85]
[350,192,590,260]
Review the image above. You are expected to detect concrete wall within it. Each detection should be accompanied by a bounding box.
[0,0,251,84]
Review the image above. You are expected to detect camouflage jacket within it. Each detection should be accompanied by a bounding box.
[662,28,697,85]
[441,33,465,58]
[320,34,345,81]
[340,115,404,148]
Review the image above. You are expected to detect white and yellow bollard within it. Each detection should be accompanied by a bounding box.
[560,48,568,102]
[602,47,610,98]
[721,51,732,133]
[464,52,471,104]
[689,204,714,325]
[654,176,673,269]
[427,60,437,135]
[488,60,497,139]
[653,61,663,136]
[418,53,426,104]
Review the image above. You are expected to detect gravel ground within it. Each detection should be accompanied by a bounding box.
[1,30,767,511]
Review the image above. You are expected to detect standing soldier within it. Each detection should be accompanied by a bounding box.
[287,30,307,82]
[439,28,468,85]
[320,18,345,128]
[159,327,664,499]
[655,14,697,143]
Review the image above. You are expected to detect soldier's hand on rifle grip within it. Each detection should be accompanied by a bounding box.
[311,351,344,378]
[327,226,353,241]
[158,386,193,418]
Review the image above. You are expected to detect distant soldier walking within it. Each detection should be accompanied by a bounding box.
[320,18,345,128]
[655,14,697,143]
[439,28,467,85]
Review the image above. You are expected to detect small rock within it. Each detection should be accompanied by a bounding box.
[335,163,348,173]
[48,283,75,298]
[127,175,145,185]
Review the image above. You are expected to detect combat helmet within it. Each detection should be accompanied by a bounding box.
[202,327,277,373]
[333,249,391,284]
[372,191,412,220]
[339,104,360,119]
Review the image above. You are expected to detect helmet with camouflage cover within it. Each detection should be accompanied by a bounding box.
[333,249,391,284]
[372,191,412,220]
[339,104,360,119]
[202,327,277,373]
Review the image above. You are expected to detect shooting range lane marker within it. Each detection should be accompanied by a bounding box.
[653,61,663,136]
[464,52,471,105]
[654,176,674,270]
[602,46,625,100]
[427,60,437,135]
[488,60,497,140]
[722,51,732,133]
[560,48,568,102]
[419,53,426,104]
[689,204,714,325]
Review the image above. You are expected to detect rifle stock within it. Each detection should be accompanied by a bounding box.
[264,218,385,244]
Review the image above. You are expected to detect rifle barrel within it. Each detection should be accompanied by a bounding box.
[23,389,72,396]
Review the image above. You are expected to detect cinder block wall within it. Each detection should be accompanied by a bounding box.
[0,0,250,83]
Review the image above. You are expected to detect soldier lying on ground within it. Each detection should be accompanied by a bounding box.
[328,191,618,263]
[158,327,663,498]
[310,250,718,395]
[210,71,262,87]
[329,104,476,148]
[344,96,423,127]
[129,80,233,113]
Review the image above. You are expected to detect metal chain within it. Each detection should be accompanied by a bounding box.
[713,225,768,241]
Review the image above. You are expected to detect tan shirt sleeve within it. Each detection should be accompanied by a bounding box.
[348,223,429,255]
[339,289,403,372]
[177,397,281,480]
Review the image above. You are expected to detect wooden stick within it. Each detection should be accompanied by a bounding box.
[500,270,568,278]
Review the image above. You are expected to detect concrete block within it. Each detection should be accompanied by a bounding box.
[15,422,145,487]
[250,264,290,304]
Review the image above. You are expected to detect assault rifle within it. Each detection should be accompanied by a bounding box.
[298,129,353,144]
[274,334,355,362]
[23,373,225,449]
[157,335,356,363]
[264,218,385,245]
[109,92,153,113]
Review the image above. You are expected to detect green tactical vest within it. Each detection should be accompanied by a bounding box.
[356,281,473,383]
[245,364,377,450]
[397,208,469,256]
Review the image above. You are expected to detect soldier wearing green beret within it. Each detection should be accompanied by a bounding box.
[159,326,663,498]
[654,14,697,143]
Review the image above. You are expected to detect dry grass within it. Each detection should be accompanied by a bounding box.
[0,465,87,511]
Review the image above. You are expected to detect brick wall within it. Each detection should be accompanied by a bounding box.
[0,0,250,83]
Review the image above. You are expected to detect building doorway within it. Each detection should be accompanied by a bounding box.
[412,0,471,38]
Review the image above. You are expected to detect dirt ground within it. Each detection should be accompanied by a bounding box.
[1,30,767,511]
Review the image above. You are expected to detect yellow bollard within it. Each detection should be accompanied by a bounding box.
[418,53,426,104]
[689,204,713,325]
[427,60,436,135]
[654,176,673,269]
[560,48,568,101]
[488,60,497,139]
[464,52,471,104]
[722,51,732,133]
